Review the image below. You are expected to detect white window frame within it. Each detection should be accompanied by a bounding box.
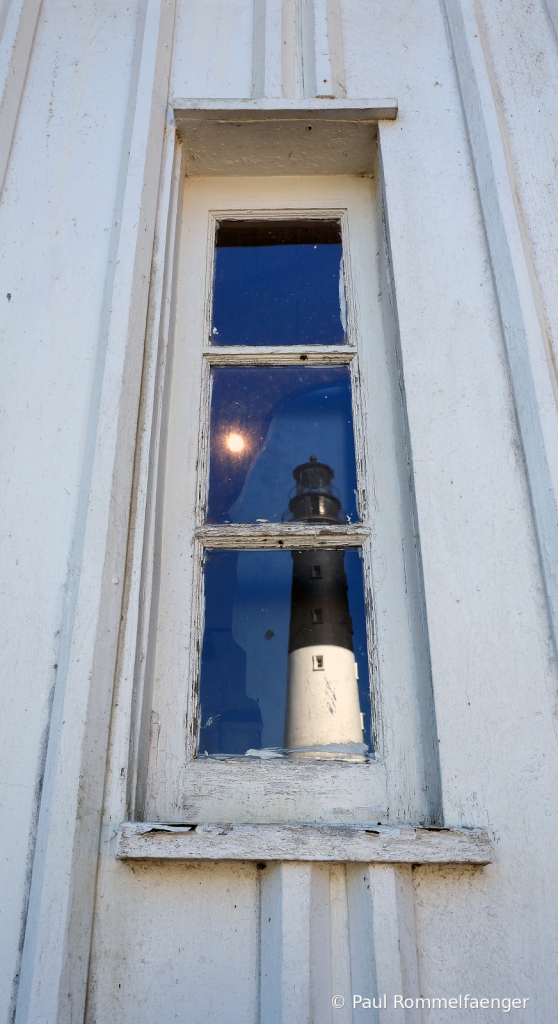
[128,173,434,826]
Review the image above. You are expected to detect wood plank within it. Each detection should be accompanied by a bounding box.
[117,823,491,864]
[173,98,398,122]
[205,345,355,366]
[14,2,179,1021]
[442,0,558,673]
[196,524,369,549]
[366,866,422,1024]
[150,757,388,825]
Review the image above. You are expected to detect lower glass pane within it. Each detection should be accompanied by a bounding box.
[198,548,372,760]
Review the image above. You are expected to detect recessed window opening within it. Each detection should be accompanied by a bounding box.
[137,176,436,825]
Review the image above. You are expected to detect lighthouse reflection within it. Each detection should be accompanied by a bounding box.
[284,457,365,760]
[198,457,371,761]
[198,547,371,759]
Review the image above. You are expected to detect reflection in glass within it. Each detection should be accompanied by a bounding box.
[285,458,365,760]
[211,219,345,347]
[198,545,372,760]
[206,366,359,524]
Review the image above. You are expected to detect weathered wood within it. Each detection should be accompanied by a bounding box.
[173,97,398,122]
[117,823,491,864]
[205,344,355,366]
[5,0,558,1018]
[146,175,435,829]
[148,757,388,825]
[196,523,369,549]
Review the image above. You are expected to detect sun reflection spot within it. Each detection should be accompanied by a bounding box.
[227,433,244,453]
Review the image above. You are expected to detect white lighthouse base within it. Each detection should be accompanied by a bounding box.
[284,645,365,760]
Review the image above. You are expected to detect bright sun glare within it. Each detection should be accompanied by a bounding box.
[227,433,244,453]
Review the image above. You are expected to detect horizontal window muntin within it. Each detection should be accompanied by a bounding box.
[195,525,369,548]
[205,346,354,365]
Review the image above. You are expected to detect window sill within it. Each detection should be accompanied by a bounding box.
[116,823,491,864]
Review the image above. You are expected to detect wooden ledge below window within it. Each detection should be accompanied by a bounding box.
[117,823,491,865]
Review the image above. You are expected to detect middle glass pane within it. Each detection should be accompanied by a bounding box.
[206,365,359,524]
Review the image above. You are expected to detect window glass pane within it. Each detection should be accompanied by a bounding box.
[211,219,345,347]
[206,365,359,524]
[198,548,372,759]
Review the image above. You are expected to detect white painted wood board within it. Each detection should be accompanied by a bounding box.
[172,0,254,101]
[0,3,142,1021]
[86,860,260,1024]
[11,3,178,1023]
[143,759,389,825]
[342,0,558,1015]
[174,97,397,118]
[0,0,42,196]
[117,822,491,863]
[174,99,397,175]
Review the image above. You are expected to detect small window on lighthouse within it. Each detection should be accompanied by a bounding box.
[141,181,428,819]
[196,213,373,764]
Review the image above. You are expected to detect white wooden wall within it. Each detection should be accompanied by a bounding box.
[1,1,558,1022]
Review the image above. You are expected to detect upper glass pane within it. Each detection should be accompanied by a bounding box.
[211,219,346,347]
[206,365,359,524]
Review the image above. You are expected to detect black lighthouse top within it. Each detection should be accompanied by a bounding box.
[286,457,353,654]
[287,456,343,524]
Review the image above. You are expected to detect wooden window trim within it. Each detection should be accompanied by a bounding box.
[126,174,435,827]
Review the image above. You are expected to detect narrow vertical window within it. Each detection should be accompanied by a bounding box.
[198,217,372,761]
